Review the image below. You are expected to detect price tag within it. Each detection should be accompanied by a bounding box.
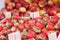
[34,12,40,18]
[48,32,57,40]
[0,0,5,10]
[5,12,11,18]
[8,33,16,40]
[29,12,34,18]
[15,31,21,40]
[8,31,21,40]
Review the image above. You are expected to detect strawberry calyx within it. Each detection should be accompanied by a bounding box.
[23,29,28,38]
[33,27,41,33]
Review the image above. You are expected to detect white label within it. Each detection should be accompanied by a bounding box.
[8,33,16,40]
[48,32,57,40]
[34,12,40,18]
[8,31,21,40]
[29,12,40,18]
[29,12,34,18]
[5,12,11,18]
[15,31,21,40]
[0,0,5,10]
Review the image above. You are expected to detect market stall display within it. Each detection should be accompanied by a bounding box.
[0,0,60,40]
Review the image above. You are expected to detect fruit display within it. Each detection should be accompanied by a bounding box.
[0,0,60,40]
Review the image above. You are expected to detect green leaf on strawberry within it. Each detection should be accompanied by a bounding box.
[4,31,8,36]
[13,20,17,23]
[54,24,58,30]
[19,20,24,23]
[41,19,45,23]
[33,27,41,33]
[23,29,27,35]
[14,22,19,26]
[17,30,21,33]
[0,24,5,27]
[38,36,43,40]
[57,19,60,24]
[5,22,9,27]
[23,29,28,38]
[41,18,48,24]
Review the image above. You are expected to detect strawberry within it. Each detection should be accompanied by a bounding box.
[24,23,30,30]
[58,24,60,30]
[18,24,25,30]
[0,38,4,40]
[50,15,58,23]
[0,31,4,36]
[3,27,8,30]
[9,22,14,27]
[47,8,57,16]
[0,36,6,40]
[0,18,7,24]
[56,2,60,8]
[38,22,45,29]
[0,26,3,31]
[46,21,54,30]
[47,0,54,7]
[36,33,48,40]
[14,16,20,20]
[55,19,60,30]
[26,30,36,38]
[34,0,39,3]
[42,28,48,36]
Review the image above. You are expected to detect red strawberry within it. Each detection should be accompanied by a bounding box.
[0,36,6,40]
[0,18,7,24]
[24,23,30,30]
[55,19,60,30]
[3,27,8,30]
[9,22,14,27]
[47,1,54,7]
[56,2,60,8]
[18,24,25,30]
[26,30,36,38]
[36,22,45,29]
[36,33,48,40]
[47,8,57,16]
[46,21,54,30]
[14,16,20,20]
[0,31,4,36]
[58,24,60,30]
[16,3,22,9]
[34,0,40,3]
[0,26,3,31]
[0,38,4,40]
[50,15,58,23]
[42,28,48,36]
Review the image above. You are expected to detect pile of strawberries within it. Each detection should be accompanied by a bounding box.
[0,0,60,40]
